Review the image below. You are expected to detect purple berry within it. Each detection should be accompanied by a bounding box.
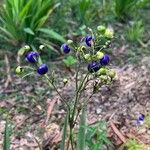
[26,51,39,63]
[100,54,110,65]
[85,36,93,47]
[138,114,145,121]
[136,114,145,125]
[88,61,100,73]
[37,64,48,75]
[61,44,70,54]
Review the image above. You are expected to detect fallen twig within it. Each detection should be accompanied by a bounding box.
[110,122,127,143]
[4,54,12,88]
[45,98,58,125]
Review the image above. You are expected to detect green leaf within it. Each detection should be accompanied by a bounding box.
[38,28,65,42]
[0,27,14,39]
[63,56,77,67]
[60,113,69,150]
[24,28,35,35]
[19,0,33,20]
[0,0,58,49]
[3,120,11,150]
[77,107,86,150]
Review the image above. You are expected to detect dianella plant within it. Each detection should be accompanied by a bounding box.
[16,25,116,150]
[0,0,64,51]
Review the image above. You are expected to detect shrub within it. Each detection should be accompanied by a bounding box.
[16,26,115,149]
[0,0,65,52]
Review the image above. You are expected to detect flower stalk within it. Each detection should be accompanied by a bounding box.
[16,26,116,150]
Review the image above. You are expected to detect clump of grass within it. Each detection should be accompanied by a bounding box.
[126,20,144,43]
[85,121,113,150]
[119,138,147,150]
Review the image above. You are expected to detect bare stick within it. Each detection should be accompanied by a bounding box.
[4,54,12,88]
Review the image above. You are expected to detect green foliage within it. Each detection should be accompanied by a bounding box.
[114,0,138,21]
[63,55,77,67]
[3,120,11,150]
[74,0,92,26]
[136,0,150,9]
[77,107,86,150]
[60,113,69,150]
[51,0,102,34]
[85,121,112,150]
[119,138,147,150]
[142,115,150,127]
[126,20,144,42]
[0,0,64,51]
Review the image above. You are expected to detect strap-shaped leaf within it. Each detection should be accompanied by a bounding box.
[38,28,65,42]
[60,113,69,150]
[24,28,35,35]
[77,107,86,150]
[3,120,11,150]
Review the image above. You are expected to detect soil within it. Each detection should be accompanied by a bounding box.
[0,56,150,150]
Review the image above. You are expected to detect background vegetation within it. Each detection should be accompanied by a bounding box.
[0,0,150,149]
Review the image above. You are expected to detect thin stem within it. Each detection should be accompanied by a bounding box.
[82,93,94,109]
[75,63,80,90]
[88,27,95,55]
[73,93,94,127]
[66,123,74,150]
[22,72,34,79]
[45,74,70,112]
[66,137,70,150]
[73,108,80,126]
[71,73,89,124]
[72,78,90,126]
[70,127,74,150]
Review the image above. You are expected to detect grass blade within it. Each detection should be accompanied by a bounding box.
[24,28,35,35]
[38,28,65,42]
[77,107,86,150]
[60,113,69,150]
[3,120,11,150]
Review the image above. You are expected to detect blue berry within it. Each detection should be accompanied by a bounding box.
[61,44,70,54]
[26,51,39,63]
[100,54,110,65]
[136,114,145,125]
[88,61,100,73]
[37,64,48,75]
[85,36,93,47]
[138,114,145,121]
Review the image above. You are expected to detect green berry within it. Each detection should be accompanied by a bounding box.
[24,45,30,50]
[15,66,24,75]
[108,70,116,78]
[98,68,107,75]
[106,76,112,84]
[104,29,114,39]
[106,41,111,45]
[63,78,68,84]
[81,46,86,51]
[99,75,107,83]
[18,45,30,56]
[39,45,45,50]
[67,40,73,44]
[96,51,104,59]
[103,45,107,49]
[97,25,106,34]
[84,54,91,60]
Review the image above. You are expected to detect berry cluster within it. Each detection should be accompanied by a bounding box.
[26,51,48,75]
[60,25,115,85]
[16,25,115,85]
[16,46,48,75]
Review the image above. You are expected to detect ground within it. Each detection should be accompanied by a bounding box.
[0,53,150,149]
[0,8,150,149]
